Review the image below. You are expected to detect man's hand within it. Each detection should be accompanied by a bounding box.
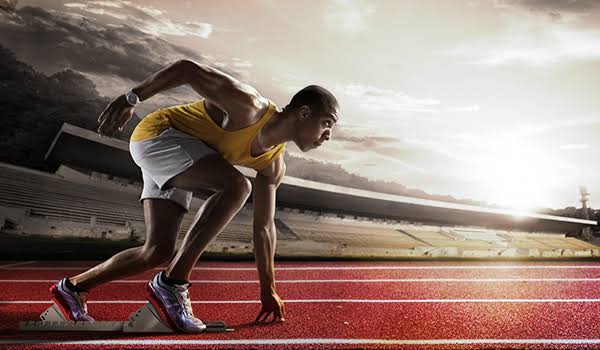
[97,94,135,137]
[254,290,285,324]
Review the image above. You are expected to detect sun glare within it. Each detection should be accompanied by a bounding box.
[470,142,559,211]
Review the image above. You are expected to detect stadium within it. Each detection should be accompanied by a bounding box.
[3,1,600,349]
[2,122,598,260]
[2,122,600,348]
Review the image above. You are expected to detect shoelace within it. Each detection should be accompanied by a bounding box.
[174,284,194,317]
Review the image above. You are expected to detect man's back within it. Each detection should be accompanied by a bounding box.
[130,98,286,171]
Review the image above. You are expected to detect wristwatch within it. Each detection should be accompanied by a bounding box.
[125,89,141,107]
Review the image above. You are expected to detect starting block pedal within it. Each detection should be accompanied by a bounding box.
[20,302,233,333]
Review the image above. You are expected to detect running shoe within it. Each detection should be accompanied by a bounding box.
[49,278,95,322]
[146,272,206,333]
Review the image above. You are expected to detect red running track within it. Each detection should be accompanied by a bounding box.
[2,260,600,349]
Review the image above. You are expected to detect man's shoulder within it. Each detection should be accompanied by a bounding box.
[203,84,271,127]
[256,154,286,182]
[230,82,270,110]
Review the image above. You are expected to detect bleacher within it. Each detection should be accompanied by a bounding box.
[0,164,142,227]
[1,162,598,258]
[0,163,295,244]
[281,215,423,249]
[401,225,499,249]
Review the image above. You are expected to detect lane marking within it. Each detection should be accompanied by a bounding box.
[2,338,600,346]
[4,278,600,283]
[0,261,37,269]
[5,298,600,304]
[4,264,600,271]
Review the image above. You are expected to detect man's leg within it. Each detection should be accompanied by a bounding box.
[160,154,253,281]
[69,198,185,290]
[139,153,252,332]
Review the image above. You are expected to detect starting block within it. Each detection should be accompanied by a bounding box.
[20,302,233,333]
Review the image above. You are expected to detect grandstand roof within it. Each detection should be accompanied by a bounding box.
[45,123,597,233]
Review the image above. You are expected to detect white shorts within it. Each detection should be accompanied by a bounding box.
[129,127,219,211]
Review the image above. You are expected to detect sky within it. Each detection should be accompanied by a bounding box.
[5,0,600,210]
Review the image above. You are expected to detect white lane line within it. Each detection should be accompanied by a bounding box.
[0,261,37,269]
[4,298,600,304]
[2,338,600,346]
[4,278,600,283]
[4,265,600,270]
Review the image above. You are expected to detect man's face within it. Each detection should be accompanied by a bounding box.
[296,105,340,152]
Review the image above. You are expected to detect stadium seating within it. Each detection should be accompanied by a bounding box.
[0,162,597,258]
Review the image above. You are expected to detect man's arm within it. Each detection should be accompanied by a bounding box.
[97,59,261,136]
[252,156,286,323]
[252,156,286,293]
[133,59,259,110]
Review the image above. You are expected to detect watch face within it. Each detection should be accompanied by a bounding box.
[126,92,138,105]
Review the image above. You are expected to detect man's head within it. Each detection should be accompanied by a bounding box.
[284,85,340,152]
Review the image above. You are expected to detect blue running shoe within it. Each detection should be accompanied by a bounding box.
[50,278,95,322]
[147,272,206,333]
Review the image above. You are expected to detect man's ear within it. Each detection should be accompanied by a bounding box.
[299,105,311,120]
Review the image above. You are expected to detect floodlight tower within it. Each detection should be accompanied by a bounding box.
[580,186,590,220]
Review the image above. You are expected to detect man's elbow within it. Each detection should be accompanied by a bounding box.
[174,59,203,79]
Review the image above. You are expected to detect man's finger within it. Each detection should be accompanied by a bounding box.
[97,120,108,135]
[115,110,130,132]
[106,110,127,136]
[99,102,117,124]
[98,104,112,123]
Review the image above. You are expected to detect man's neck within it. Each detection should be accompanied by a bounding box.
[258,109,295,149]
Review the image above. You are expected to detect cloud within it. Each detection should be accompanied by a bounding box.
[501,116,600,139]
[0,5,255,95]
[64,1,214,38]
[444,1,600,66]
[333,126,399,148]
[443,22,600,65]
[0,6,208,81]
[448,105,481,112]
[494,0,600,22]
[0,0,17,13]
[322,0,375,33]
[341,83,440,113]
[338,83,480,115]
[559,144,590,150]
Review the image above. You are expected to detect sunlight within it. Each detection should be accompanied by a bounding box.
[470,142,558,211]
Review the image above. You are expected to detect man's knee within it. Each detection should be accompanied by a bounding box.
[140,244,175,266]
[223,175,252,200]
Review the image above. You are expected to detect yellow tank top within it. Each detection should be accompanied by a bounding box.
[130,99,286,171]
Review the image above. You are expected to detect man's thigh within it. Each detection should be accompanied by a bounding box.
[142,198,186,248]
[167,153,249,194]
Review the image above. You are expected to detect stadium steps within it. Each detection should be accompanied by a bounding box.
[401,227,497,249]
[509,237,555,249]
[564,237,599,249]
[177,210,299,243]
[0,185,141,225]
[528,236,590,250]
[282,218,422,248]
[274,218,301,240]
[0,165,292,243]
[396,229,433,246]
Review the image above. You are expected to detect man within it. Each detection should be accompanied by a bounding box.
[49,59,340,333]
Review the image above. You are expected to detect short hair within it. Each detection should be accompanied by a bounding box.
[285,85,338,115]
